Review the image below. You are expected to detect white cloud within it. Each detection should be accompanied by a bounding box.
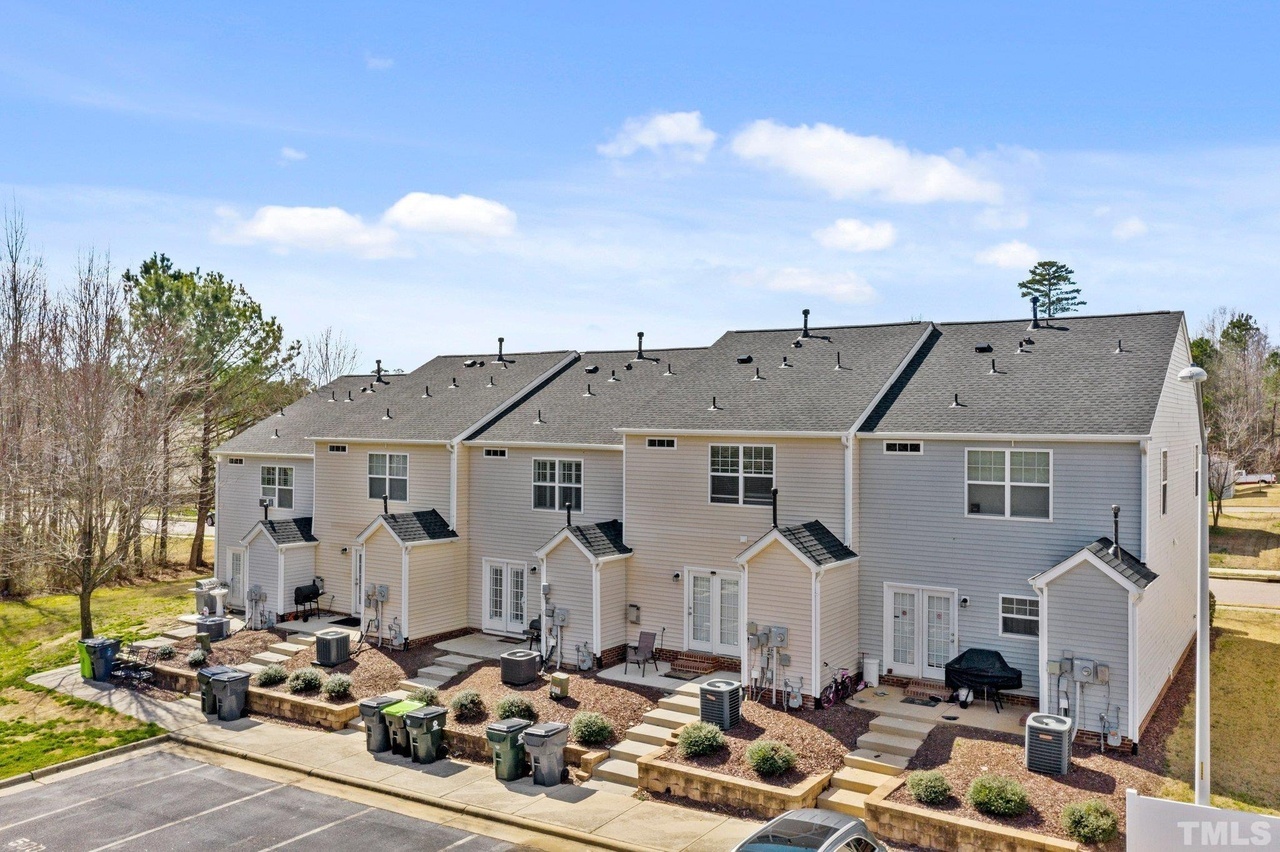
[975,207,1028,230]
[382,192,516,237]
[365,55,394,70]
[280,146,307,162]
[1113,216,1148,240]
[812,218,896,252]
[738,267,878,304]
[217,205,402,258]
[975,240,1038,269]
[731,120,1001,204]
[597,111,718,162]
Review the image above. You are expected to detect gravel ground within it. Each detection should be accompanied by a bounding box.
[659,698,876,786]
[890,643,1198,850]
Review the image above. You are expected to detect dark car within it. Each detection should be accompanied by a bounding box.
[733,809,887,852]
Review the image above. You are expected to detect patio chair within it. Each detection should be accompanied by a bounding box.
[524,616,542,651]
[625,630,657,677]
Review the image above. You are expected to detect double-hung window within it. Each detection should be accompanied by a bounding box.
[966,449,1050,519]
[999,595,1040,638]
[1160,449,1169,515]
[534,459,582,511]
[368,453,408,501]
[261,466,293,509]
[710,444,774,505]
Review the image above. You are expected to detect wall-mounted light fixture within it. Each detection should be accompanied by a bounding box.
[959,596,970,608]
[529,564,538,574]
[672,572,682,583]
[340,547,349,555]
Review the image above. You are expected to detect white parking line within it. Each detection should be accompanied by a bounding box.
[441,836,476,850]
[86,784,284,851]
[254,807,373,851]
[0,763,206,833]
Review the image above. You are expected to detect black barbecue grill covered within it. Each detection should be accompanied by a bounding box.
[944,648,1023,693]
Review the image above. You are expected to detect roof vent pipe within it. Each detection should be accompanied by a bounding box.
[329,390,336,402]
[802,308,811,338]
[771,487,779,529]
[608,369,620,382]
[534,409,544,424]
[382,494,389,515]
[272,428,280,438]
[834,352,847,371]
[277,407,285,417]
[422,384,431,398]
[345,390,353,402]
[1030,295,1041,329]
[1115,339,1124,354]
[583,383,595,397]
[497,337,506,363]
[951,393,963,408]
[636,331,645,361]
[565,501,573,528]
[1111,505,1121,557]
[708,396,721,411]
[376,359,388,384]
[487,376,495,388]
[990,359,999,375]
[663,362,675,376]
[751,367,765,381]
[382,408,392,420]
[450,377,459,389]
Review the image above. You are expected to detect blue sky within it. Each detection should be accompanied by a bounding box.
[4,2,1278,367]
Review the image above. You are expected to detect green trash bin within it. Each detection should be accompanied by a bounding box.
[77,638,120,682]
[381,700,425,757]
[404,705,447,764]
[485,717,532,781]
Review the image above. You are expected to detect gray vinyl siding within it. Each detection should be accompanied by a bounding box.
[544,544,594,660]
[746,544,814,696]
[623,433,844,652]
[599,563,627,654]
[313,441,452,616]
[245,536,279,621]
[214,455,313,603]
[466,445,623,629]
[1136,321,1199,731]
[406,542,467,641]
[1044,564,1132,739]
[857,438,1142,698]
[819,563,859,678]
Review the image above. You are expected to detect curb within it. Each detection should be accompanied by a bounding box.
[0,734,172,790]
[1209,571,1280,584]
[170,734,651,852]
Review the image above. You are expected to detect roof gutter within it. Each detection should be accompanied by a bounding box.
[614,428,842,438]
[215,450,314,459]
[865,432,1149,443]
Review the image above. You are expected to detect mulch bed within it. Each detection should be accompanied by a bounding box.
[889,640,1200,849]
[658,697,876,787]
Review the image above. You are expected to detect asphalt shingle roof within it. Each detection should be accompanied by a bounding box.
[253,517,317,546]
[616,320,930,432]
[1086,537,1159,589]
[216,348,574,455]
[568,520,632,559]
[381,509,458,543]
[471,347,706,445]
[779,520,857,566]
[859,311,1184,435]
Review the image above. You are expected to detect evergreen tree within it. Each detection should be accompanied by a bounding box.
[1017,261,1085,318]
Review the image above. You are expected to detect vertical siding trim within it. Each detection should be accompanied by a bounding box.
[538,555,548,658]
[1129,593,1140,741]
[592,564,601,655]
[740,567,751,684]
[1139,440,1149,560]
[812,570,822,693]
[449,443,458,528]
[843,435,853,545]
[402,546,410,643]
[1037,586,1049,713]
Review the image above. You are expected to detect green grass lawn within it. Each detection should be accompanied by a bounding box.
[1209,513,1280,571]
[1163,608,1280,814]
[0,574,198,780]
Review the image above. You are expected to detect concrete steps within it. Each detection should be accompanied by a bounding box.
[268,642,307,657]
[642,708,697,730]
[673,682,703,697]
[855,731,923,758]
[658,693,700,714]
[831,766,890,794]
[397,676,444,693]
[291,635,317,647]
[845,749,909,774]
[162,626,197,640]
[249,651,291,666]
[608,739,660,763]
[436,654,480,670]
[592,758,640,785]
[235,662,266,676]
[870,716,935,739]
[817,787,867,818]
[625,723,677,747]
[418,665,459,682]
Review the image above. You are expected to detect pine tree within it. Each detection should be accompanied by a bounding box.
[1017,261,1085,318]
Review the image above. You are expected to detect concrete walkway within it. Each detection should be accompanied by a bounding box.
[28,664,757,851]
[1210,577,1280,607]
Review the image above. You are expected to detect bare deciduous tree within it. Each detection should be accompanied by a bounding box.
[299,325,361,389]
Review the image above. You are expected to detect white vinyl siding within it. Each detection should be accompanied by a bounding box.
[598,563,627,654]
[282,547,317,608]
[406,541,466,642]
[710,444,774,506]
[966,448,1051,519]
[544,544,594,656]
[261,465,294,510]
[214,454,313,590]
[999,595,1040,639]
[245,535,280,620]
[818,564,859,676]
[745,544,813,695]
[533,458,582,511]
[368,452,408,502]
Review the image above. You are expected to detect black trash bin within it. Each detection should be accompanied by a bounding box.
[210,670,250,721]
[522,721,569,786]
[404,705,448,764]
[197,665,236,715]
[77,638,120,683]
[359,695,400,753]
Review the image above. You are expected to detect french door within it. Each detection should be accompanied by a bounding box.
[227,549,244,608]
[484,559,528,635]
[884,584,957,680]
[351,548,365,616]
[687,569,741,657]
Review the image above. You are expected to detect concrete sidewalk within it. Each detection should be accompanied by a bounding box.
[28,664,757,852]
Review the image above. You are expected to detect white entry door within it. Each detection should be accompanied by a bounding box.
[884,585,957,680]
[227,549,244,608]
[484,559,528,635]
[687,569,741,657]
[351,548,365,617]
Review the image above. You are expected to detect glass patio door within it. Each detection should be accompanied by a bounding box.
[687,570,740,656]
[484,559,528,635]
[885,585,957,680]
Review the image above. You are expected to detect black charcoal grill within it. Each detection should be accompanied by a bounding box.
[944,648,1022,713]
[294,578,323,622]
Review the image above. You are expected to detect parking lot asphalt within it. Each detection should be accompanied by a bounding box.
[0,750,521,852]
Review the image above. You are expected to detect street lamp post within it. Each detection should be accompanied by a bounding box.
[1179,364,1210,807]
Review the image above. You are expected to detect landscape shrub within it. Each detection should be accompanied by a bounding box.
[155,644,176,660]
[494,694,538,722]
[287,668,323,694]
[186,648,207,667]
[966,773,1030,818]
[321,673,352,699]
[450,689,486,722]
[677,721,725,758]
[906,770,952,805]
[745,740,796,777]
[1209,590,1217,626]
[408,686,439,706]
[255,663,287,687]
[570,712,613,746]
[1062,799,1119,844]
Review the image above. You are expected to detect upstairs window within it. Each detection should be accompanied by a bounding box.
[966,449,1050,519]
[484,448,508,458]
[647,438,676,449]
[328,444,348,453]
[261,466,294,509]
[1161,449,1169,515]
[1194,445,1200,496]
[884,441,922,454]
[710,444,774,506]
[999,595,1040,638]
[228,458,244,465]
[534,459,582,511]
[368,453,408,502]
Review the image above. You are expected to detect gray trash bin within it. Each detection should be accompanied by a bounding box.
[78,637,120,682]
[522,721,569,786]
[405,705,448,764]
[210,670,250,721]
[358,695,400,753]
[197,665,236,714]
